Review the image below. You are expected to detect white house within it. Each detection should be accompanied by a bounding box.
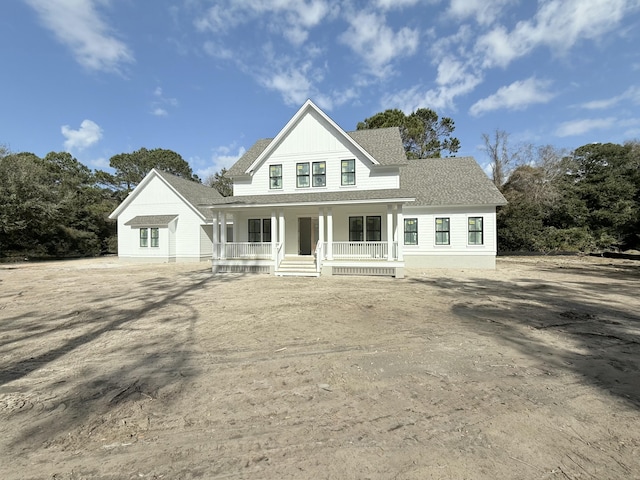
[206,100,507,277]
[109,168,223,262]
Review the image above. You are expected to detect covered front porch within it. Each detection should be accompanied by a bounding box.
[210,201,407,277]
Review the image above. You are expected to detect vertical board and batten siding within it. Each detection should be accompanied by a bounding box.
[117,175,205,261]
[233,110,399,196]
[401,206,498,268]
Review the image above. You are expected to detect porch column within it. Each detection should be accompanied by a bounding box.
[387,204,393,261]
[212,210,219,259]
[396,204,404,261]
[318,208,325,258]
[219,209,227,259]
[279,209,285,251]
[327,207,333,260]
[271,209,277,260]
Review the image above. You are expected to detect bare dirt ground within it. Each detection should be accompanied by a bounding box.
[1,256,639,479]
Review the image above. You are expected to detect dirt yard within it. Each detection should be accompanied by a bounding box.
[1,256,639,479]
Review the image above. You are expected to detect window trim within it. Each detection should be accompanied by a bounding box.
[269,164,282,190]
[468,216,484,245]
[341,159,356,186]
[435,217,450,246]
[296,162,310,188]
[248,218,272,243]
[404,218,418,245]
[366,216,382,242]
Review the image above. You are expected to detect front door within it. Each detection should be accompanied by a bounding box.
[299,217,312,255]
[298,217,319,255]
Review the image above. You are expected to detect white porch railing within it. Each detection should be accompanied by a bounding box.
[331,241,395,260]
[275,242,284,269]
[217,242,272,259]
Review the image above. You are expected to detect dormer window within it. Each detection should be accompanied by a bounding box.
[341,159,355,186]
[269,164,282,189]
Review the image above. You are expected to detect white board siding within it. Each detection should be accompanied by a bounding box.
[401,206,497,258]
[116,176,206,261]
[234,110,399,196]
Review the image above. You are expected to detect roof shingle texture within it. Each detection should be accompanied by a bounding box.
[154,169,223,217]
[124,215,178,227]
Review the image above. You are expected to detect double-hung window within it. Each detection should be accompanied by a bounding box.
[296,162,310,188]
[150,228,159,247]
[248,219,272,242]
[404,218,418,245]
[312,161,326,187]
[349,216,364,241]
[341,159,355,186]
[139,228,148,247]
[435,218,450,245]
[269,164,282,189]
[468,217,484,245]
[366,216,381,241]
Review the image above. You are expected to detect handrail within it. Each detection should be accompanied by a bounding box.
[331,241,389,259]
[275,242,284,270]
[314,240,323,273]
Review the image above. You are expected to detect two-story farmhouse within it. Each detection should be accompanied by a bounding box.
[110,100,506,277]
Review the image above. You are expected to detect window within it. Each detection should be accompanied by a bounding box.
[341,159,355,186]
[366,216,381,241]
[435,217,450,245]
[312,161,326,187]
[468,217,484,245]
[269,164,282,189]
[404,218,418,245]
[262,219,272,242]
[248,219,261,242]
[349,216,381,241]
[349,216,363,241]
[248,219,271,242]
[150,227,159,247]
[296,162,310,188]
[139,228,148,247]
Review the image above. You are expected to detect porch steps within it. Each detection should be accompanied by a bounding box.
[275,255,319,277]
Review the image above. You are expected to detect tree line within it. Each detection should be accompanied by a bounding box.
[1,108,638,259]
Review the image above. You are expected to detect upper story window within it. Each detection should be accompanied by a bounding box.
[296,162,310,188]
[312,161,326,187]
[269,164,282,189]
[435,217,450,245]
[468,217,484,245]
[341,159,355,186]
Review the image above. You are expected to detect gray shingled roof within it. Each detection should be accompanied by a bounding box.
[125,215,178,227]
[206,157,506,208]
[154,169,223,218]
[227,127,407,176]
[400,157,507,206]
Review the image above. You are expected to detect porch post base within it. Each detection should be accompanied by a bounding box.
[394,267,404,279]
[321,265,333,276]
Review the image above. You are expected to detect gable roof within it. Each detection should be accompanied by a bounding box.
[400,157,507,206]
[241,100,385,175]
[109,169,223,220]
[227,127,407,177]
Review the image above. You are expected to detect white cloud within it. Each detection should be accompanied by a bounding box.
[376,0,422,10]
[339,11,419,78]
[61,119,103,151]
[195,145,247,180]
[555,117,616,137]
[580,86,640,110]
[24,0,134,73]
[152,108,168,117]
[150,86,178,116]
[469,77,555,116]
[447,0,513,25]
[476,0,638,69]
[261,63,314,106]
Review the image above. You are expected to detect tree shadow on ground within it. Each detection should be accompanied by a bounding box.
[0,268,245,450]
[409,263,640,409]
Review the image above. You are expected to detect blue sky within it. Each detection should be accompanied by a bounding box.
[1,0,639,180]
